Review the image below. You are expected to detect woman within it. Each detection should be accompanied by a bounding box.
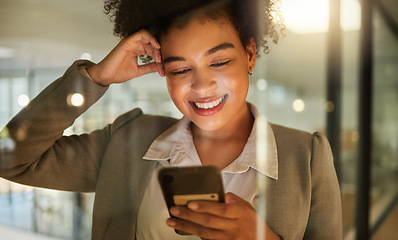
[0,0,342,239]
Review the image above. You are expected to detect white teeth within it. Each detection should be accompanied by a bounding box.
[194,96,225,109]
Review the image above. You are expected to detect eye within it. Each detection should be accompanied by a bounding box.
[171,68,191,76]
[211,60,231,67]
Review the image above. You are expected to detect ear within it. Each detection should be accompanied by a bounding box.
[246,38,257,72]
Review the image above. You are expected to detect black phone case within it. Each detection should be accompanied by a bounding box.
[158,166,225,235]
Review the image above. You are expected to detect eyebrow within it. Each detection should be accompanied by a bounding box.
[163,56,186,64]
[205,42,235,56]
[163,42,235,64]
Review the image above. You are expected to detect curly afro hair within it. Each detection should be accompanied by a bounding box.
[104,0,284,54]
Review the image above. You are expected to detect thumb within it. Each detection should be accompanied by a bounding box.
[224,192,254,209]
[225,192,241,204]
[225,192,254,210]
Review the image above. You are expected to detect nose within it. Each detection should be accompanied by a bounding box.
[191,71,217,94]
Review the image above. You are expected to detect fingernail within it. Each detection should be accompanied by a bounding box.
[188,202,198,210]
[166,218,176,227]
[170,207,180,216]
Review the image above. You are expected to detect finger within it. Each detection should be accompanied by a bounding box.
[225,192,254,209]
[131,29,161,50]
[187,200,248,219]
[143,43,156,60]
[127,29,160,47]
[170,206,235,230]
[123,29,161,56]
[154,47,162,63]
[136,62,159,77]
[149,44,162,63]
[140,31,161,49]
[138,42,161,63]
[225,192,240,204]
[166,217,227,240]
[157,62,165,77]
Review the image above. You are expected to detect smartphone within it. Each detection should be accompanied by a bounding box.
[158,166,225,235]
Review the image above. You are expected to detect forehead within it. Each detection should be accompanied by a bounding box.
[159,17,243,57]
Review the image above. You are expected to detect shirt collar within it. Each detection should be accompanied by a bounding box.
[143,103,278,180]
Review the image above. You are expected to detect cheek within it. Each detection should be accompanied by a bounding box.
[232,62,250,93]
[166,77,189,107]
[215,68,249,96]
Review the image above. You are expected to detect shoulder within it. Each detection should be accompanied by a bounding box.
[110,108,179,137]
[269,123,313,142]
[270,123,330,152]
[269,123,313,156]
[269,123,333,171]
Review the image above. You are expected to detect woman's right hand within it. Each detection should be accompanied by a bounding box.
[87,29,164,86]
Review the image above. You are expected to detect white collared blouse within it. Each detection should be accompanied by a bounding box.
[136,103,278,239]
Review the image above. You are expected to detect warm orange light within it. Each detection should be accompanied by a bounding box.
[281,0,361,34]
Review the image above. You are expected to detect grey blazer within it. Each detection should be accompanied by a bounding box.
[0,61,342,239]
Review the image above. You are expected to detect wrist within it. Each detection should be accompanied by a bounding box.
[87,65,108,87]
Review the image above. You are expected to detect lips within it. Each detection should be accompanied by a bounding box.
[189,94,228,116]
[192,95,226,109]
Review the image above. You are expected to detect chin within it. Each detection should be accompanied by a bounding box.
[177,104,228,131]
[190,117,225,131]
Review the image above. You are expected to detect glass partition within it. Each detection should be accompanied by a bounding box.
[370,6,398,239]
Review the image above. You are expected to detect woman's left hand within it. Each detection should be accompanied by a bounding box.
[166,192,281,240]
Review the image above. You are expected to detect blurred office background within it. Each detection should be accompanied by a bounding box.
[0,0,397,239]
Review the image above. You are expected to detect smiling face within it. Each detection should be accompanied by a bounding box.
[160,15,256,132]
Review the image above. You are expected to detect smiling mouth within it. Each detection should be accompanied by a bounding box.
[191,95,227,109]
